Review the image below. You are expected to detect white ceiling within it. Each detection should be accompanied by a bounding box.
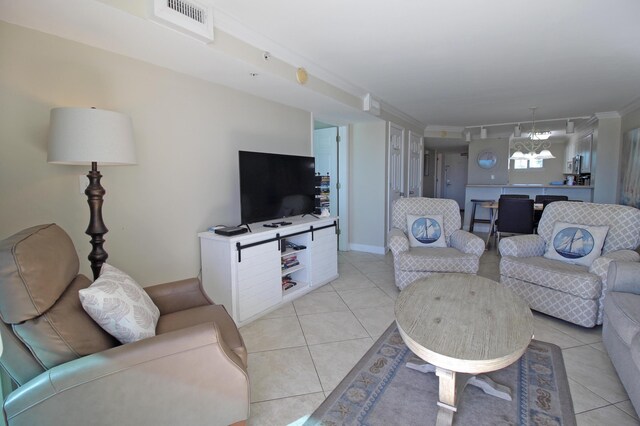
[3,0,640,129]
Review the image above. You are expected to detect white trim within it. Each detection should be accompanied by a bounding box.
[575,115,598,133]
[619,96,640,117]
[381,100,425,130]
[425,125,466,133]
[594,111,621,120]
[349,243,386,255]
[213,8,368,100]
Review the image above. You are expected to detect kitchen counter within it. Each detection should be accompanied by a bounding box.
[463,184,593,231]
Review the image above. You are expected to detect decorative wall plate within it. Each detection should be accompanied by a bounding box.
[477,150,498,169]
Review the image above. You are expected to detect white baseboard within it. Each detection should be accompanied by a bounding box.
[349,243,386,255]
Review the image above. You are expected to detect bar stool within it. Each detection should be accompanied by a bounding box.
[469,199,495,232]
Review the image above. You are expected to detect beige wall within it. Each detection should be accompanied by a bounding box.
[0,22,311,285]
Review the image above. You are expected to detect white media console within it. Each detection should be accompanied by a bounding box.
[198,216,339,326]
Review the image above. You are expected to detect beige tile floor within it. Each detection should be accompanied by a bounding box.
[241,244,639,426]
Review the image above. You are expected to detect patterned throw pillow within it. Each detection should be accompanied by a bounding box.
[406,214,447,248]
[79,263,160,344]
[543,222,609,267]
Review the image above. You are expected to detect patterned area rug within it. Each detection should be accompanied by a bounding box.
[304,323,575,426]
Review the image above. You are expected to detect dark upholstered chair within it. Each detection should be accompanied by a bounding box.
[534,195,569,226]
[500,194,530,199]
[0,224,249,426]
[496,198,534,241]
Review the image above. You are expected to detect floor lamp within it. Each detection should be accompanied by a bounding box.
[48,107,136,280]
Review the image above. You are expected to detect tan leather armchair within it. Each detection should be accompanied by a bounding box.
[0,224,249,426]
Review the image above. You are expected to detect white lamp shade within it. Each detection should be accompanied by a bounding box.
[536,149,556,159]
[480,127,487,139]
[48,108,136,165]
[509,150,525,160]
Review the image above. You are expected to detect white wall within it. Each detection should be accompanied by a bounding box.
[349,121,386,252]
[0,22,311,285]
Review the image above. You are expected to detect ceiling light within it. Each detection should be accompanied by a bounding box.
[514,124,521,137]
[536,149,555,160]
[509,107,555,160]
[465,131,471,142]
[480,127,487,139]
[566,120,575,134]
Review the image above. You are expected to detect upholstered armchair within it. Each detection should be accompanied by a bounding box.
[603,261,640,413]
[499,201,640,327]
[0,224,249,426]
[389,198,485,290]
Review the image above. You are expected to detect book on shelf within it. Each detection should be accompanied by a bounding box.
[282,255,300,270]
[282,274,297,290]
[282,261,300,270]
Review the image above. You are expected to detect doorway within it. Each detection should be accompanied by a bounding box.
[438,151,468,210]
[313,123,349,251]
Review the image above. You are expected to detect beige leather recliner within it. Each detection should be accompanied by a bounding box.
[0,224,249,426]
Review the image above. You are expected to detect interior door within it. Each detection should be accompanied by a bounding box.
[313,126,349,251]
[388,123,405,231]
[313,127,338,215]
[407,131,423,197]
[443,152,468,209]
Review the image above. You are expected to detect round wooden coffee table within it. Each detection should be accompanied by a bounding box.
[395,274,533,426]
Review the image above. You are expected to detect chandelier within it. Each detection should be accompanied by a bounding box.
[509,107,555,160]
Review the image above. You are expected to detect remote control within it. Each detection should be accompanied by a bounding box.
[263,224,279,228]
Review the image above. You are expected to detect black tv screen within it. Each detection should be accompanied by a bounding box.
[239,151,316,224]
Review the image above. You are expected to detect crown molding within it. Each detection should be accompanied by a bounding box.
[425,125,465,133]
[574,115,598,133]
[618,96,640,117]
[379,100,425,130]
[594,111,621,120]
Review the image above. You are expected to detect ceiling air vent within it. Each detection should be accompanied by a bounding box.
[150,0,214,43]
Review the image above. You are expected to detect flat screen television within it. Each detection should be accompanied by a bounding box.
[239,150,316,224]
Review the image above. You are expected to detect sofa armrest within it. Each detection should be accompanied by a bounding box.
[144,277,213,315]
[450,230,484,257]
[498,234,546,258]
[4,322,249,426]
[389,228,409,255]
[589,250,640,293]
[605,260,640,295]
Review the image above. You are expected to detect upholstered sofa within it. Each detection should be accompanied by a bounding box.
[499,201,640,327]
[0,224,249,426]
[389,197,485,289]
[603,261,640,414]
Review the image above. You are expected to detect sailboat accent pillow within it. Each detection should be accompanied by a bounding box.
[406,214,447,248]
[543,221,609,267]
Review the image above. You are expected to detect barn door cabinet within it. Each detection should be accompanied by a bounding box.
[199,216,338,326]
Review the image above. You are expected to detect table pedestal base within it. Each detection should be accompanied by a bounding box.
[406,360,512,426]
